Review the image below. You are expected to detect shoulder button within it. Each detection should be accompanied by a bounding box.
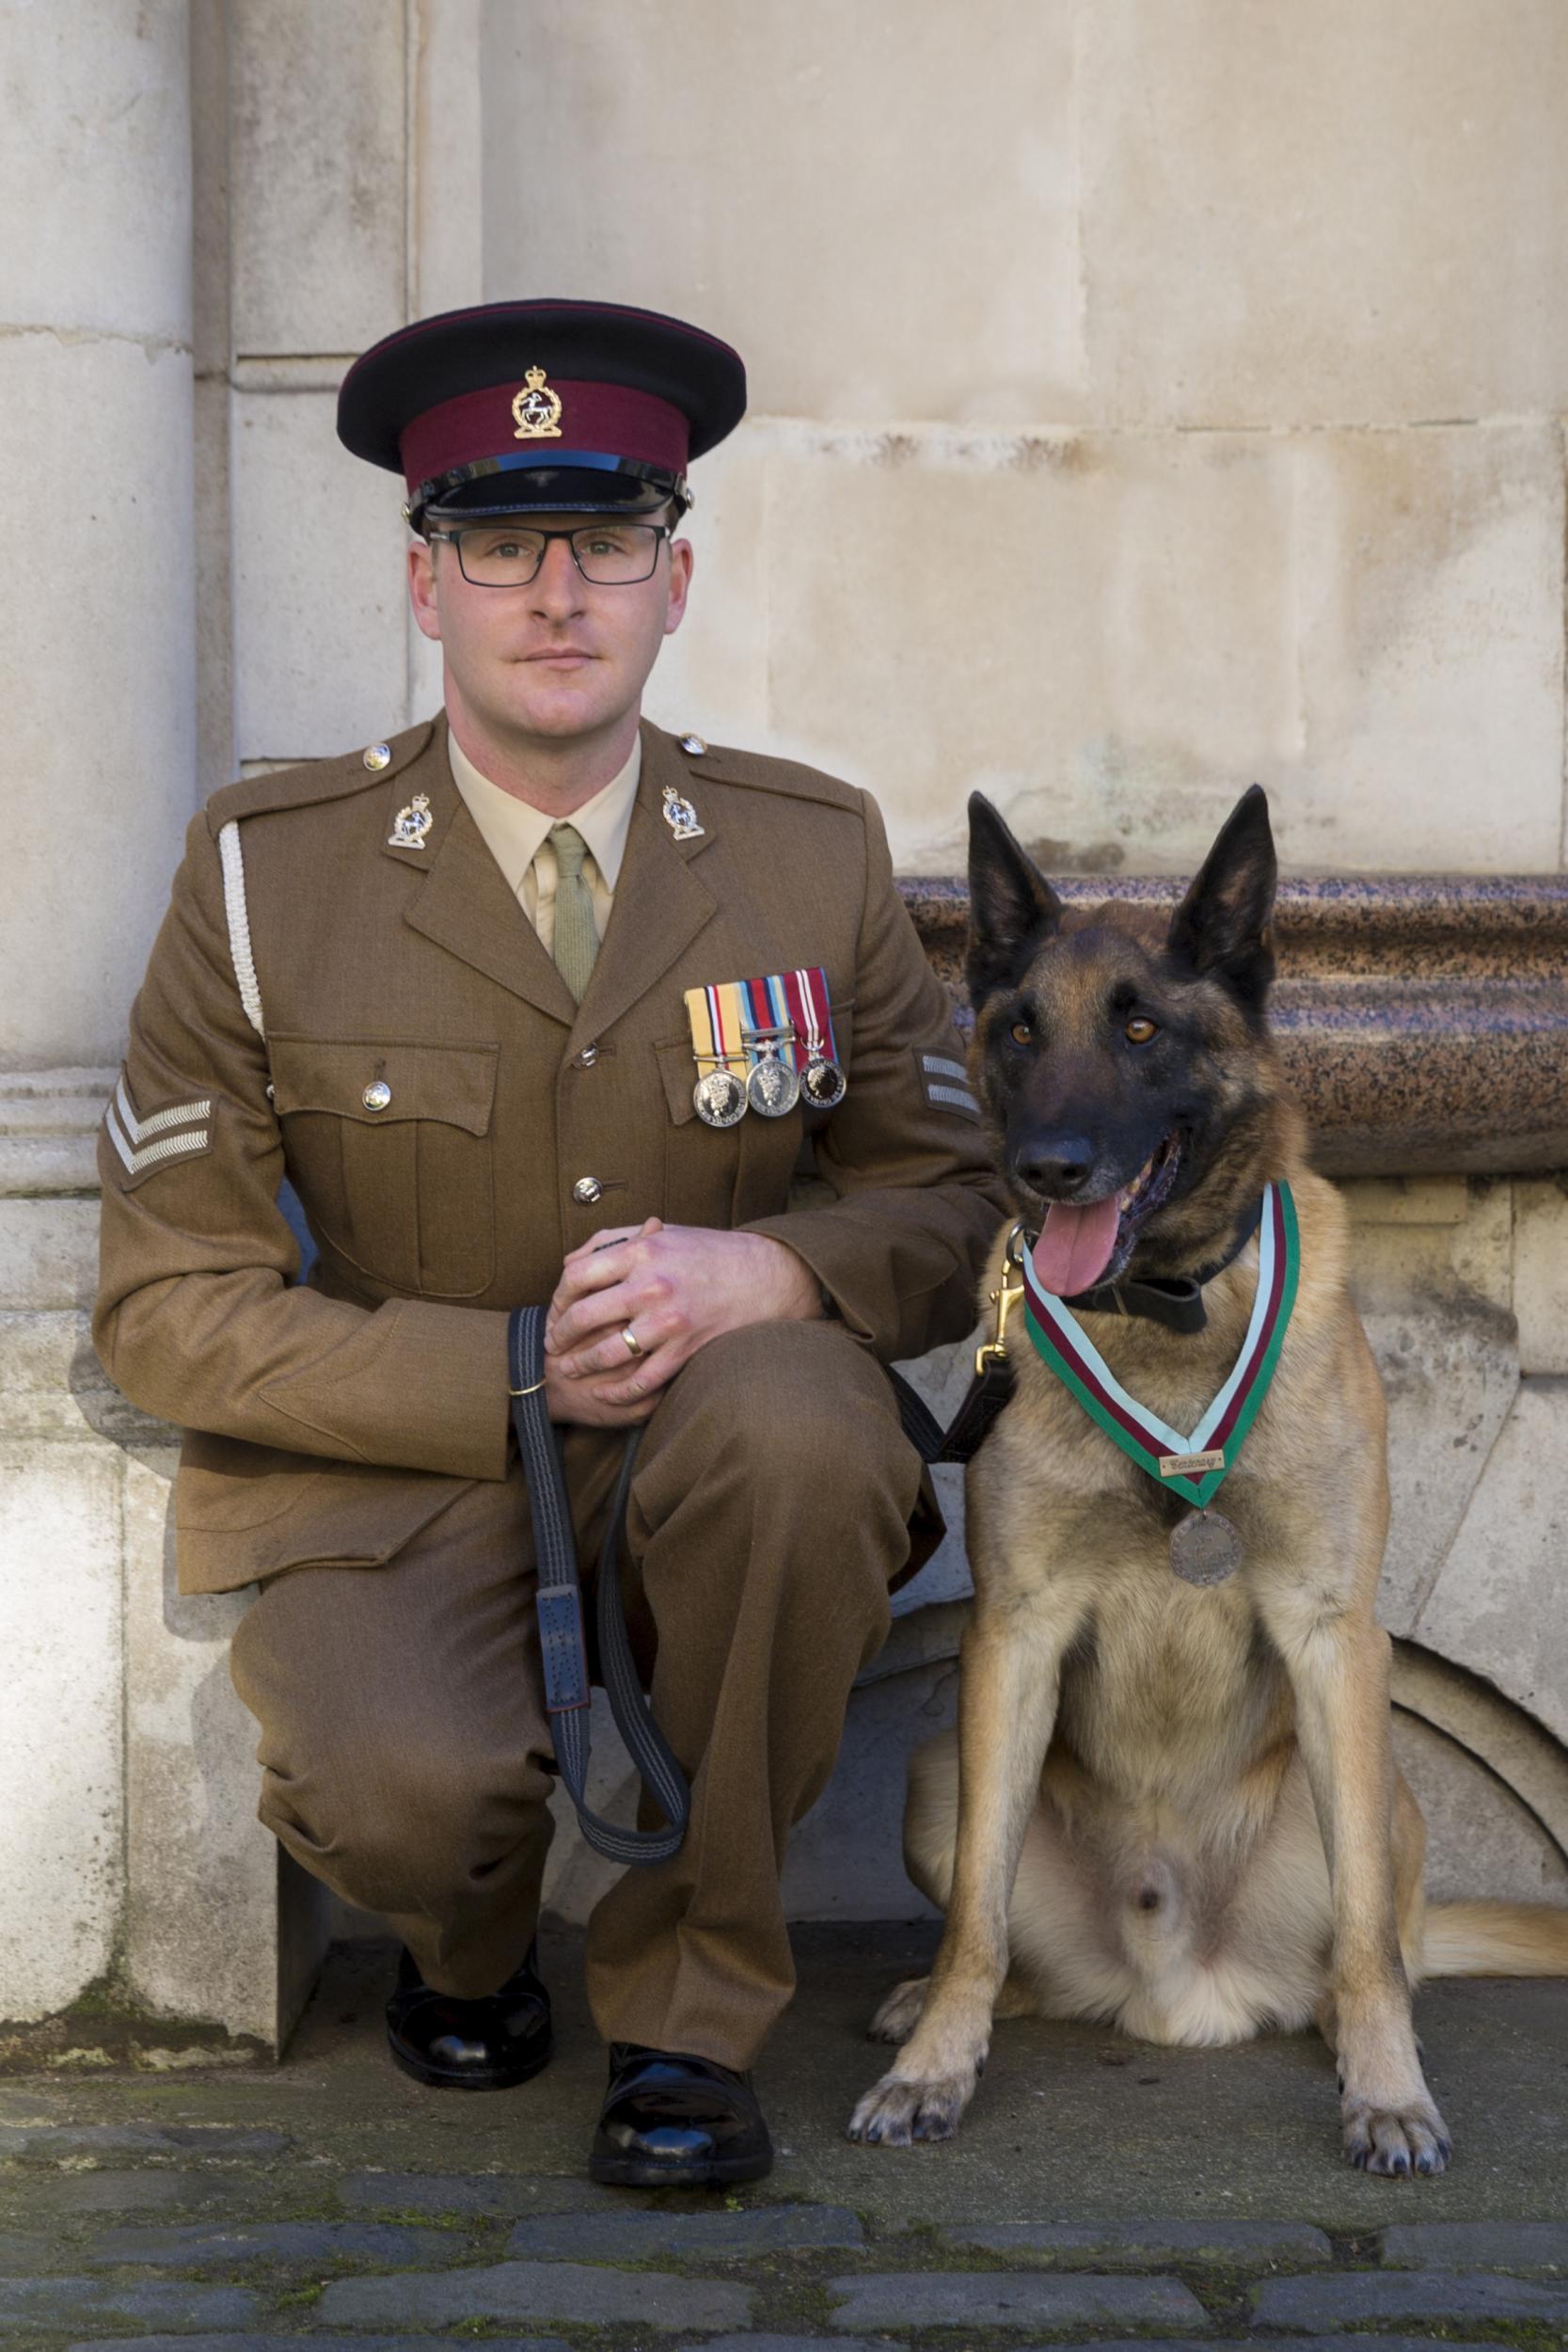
[677,732,707,756]
[363,742,392,771]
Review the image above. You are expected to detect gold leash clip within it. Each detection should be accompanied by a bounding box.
[975,1221,1028,1375]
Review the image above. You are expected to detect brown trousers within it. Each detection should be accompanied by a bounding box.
[228,1319,921,2069]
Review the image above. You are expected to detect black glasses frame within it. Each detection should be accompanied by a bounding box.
[427,521,673,587]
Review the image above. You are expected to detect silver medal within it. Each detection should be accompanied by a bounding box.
[800,1054,847,1110]
[1169,1508,1244,1586]
[746,1044,800,1118]
[693,1067,747,1128]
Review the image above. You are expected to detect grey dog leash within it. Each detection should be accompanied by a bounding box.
[508,1306,689,1865]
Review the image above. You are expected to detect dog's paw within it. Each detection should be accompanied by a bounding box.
[1340,2092,1452,2178]
[868,1976,929,2043]
[847,2067,975,2147]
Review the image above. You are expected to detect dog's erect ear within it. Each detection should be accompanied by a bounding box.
[966,792,1064,1012]
[1165,785,1277,1016]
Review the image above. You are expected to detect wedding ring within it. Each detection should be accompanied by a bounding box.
[620,1325,644,1359]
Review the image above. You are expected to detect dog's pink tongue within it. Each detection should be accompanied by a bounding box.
[1031,1196,1122,1296]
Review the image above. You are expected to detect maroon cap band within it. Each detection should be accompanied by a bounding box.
[399,375,689,497]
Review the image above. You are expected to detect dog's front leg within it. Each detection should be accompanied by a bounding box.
[848,1588,1082,2147]
[1264,1586,1450,2177]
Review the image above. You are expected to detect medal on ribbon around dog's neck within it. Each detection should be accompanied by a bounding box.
[1018,1181,1301,1584]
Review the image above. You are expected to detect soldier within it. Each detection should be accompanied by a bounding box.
[94,299,1006,2186]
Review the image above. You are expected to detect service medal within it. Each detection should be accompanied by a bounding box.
[745,1038,800,1118]
[1168,1508,1244,1585]
[693,1067,747,1128]
[1019,1182,1302,1586]
[801,1054,847,1109]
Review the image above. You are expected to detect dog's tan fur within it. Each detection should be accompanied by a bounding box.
[849,813,1568,2178]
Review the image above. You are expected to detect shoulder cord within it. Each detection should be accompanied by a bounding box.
[216,820,266,1041]
[508,1305,689,1865]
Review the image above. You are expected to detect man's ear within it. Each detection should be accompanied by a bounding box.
[1165,784,1277,1016]
[966,792,1063,1013]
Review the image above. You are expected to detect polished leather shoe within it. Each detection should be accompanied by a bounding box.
[385,1942,551,2091]
[589,2042,773,2186]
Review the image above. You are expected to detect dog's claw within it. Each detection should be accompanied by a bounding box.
[1341,2095,1452,2178]
[847,2069,974,2147]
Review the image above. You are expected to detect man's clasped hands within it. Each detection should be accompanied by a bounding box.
[543,1218,822,1425]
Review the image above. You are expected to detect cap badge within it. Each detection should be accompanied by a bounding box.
[661,783,704,843]
[512,365,563,440]
[388,792,433,850]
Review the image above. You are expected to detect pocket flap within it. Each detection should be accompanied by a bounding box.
[175,1434,472,1595]
[269,1036,499,1136]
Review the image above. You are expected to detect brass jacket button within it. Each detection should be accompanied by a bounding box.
[572,1175,603,1206]
[363,742,392,771]
[362,1079,392,1111]
[577,1043,599,1068]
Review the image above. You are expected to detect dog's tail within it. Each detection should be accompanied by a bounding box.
[1419,1900,1568,1978]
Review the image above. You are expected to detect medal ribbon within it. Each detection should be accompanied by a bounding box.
[685,979,750,1073]
[780,966,838,1066]
[1020,1181,1300,1508]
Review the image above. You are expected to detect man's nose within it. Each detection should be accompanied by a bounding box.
[1013,1130,1098,1197]
[530,537,586,613]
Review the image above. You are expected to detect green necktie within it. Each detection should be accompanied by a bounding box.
[548,822,599,1002]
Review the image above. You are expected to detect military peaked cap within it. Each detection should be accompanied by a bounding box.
[337,297,747,529]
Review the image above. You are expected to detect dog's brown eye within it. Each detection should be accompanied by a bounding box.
[1010,1020,1033,1046]
[1125,1015,1159,1044]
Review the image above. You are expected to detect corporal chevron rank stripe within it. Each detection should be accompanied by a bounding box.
[1021,1180,1300,1513]
[105,1075,213,1183]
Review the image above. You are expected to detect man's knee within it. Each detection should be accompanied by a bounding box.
[257,1729,549,1916]
[651,1319,915,1509]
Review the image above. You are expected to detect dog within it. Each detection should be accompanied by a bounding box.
[848,785,1568,2177]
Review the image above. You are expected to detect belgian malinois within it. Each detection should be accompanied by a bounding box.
[849,787,1568,2176]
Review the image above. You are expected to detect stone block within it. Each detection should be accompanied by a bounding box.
[1393,1708,1568,1905]
[828,2271,1206,2328]
[231,389,410,762]
[319,2260,752,2329]
[481,2,1084,422]
[85,2219,452,2268]
[0,0,191,341]
[411,0,483,320]
[0,2279,261,2331]
[121,1448,281,2045]
[230,0,406,355]
[0,1443,121,2021]
[753,421,1562,877]
[505,2203,863,2260]
[0,1202,101,1311]
[1384,2220,1568,2269]
[642,425,772,756]
[0,335,195,1064]
[936,2217,1330,2265]
[1417,1382,1568,1744]
[0,2124,289,2157]
[1253,2269,1568,2326]
[1080,0,1568,425]
[1515,1183,1568,1376]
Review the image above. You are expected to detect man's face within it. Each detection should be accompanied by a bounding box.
[407,507,693,748]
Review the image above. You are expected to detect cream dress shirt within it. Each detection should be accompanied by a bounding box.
[447,727,641,956]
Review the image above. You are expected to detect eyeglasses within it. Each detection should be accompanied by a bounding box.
[427,521,672,588]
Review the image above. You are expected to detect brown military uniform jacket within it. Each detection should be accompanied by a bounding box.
[95,716,1006,1596]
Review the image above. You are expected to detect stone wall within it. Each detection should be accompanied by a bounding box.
[4,0,1568,2053]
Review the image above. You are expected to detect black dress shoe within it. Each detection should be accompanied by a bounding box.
[589,2042,773,2186]
[385,1942,552,2090]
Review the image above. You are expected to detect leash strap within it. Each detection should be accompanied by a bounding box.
[887,1359,1014,1466]
[508,1306,689,1866]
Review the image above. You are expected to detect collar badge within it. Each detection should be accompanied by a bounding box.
[661,783,704,842]
[388,791,433,850]
[512,366,563,440]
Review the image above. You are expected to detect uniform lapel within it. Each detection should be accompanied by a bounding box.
[389,716,579,1025]
[568,723,720,1049]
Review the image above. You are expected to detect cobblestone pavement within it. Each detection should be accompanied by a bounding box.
[3,1925,1568,2349]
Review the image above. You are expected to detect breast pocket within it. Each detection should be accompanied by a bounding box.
[269,1036,499,1297]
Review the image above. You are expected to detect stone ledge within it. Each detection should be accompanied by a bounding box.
[903,871,1568,1176]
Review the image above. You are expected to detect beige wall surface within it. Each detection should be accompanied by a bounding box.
[483,0,1568,875]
